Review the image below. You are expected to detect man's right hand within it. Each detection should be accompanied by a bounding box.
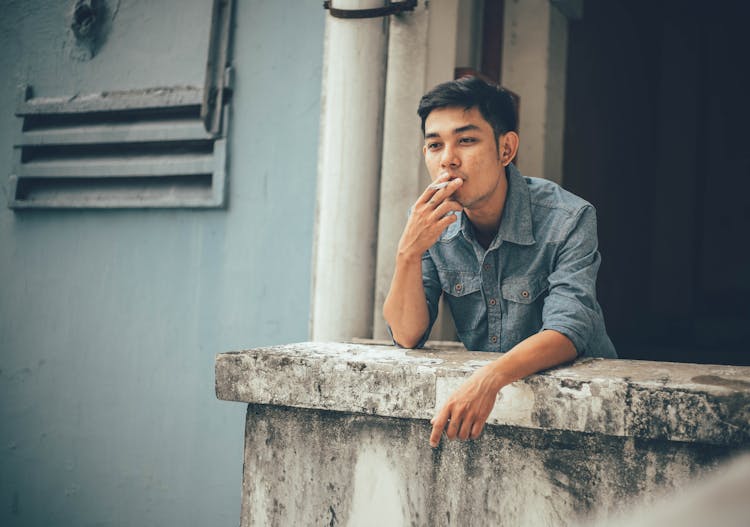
[396,175,464,261]
[383,174,464,348]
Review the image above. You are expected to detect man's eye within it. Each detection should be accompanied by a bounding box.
[427,142,442,150]
[459,137,477,144]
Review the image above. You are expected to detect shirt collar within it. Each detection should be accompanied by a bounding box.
[459,163,535,247]
[499,163,535,245]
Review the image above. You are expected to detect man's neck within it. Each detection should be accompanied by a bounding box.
[465,209,503,250]
[464,172,508,250]
[472,228,496,250]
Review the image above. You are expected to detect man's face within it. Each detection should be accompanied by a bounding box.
[422,106,506,211]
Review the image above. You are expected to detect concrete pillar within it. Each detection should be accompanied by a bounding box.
[310,0,389,341]
[371,1,459,340]
[501,0,575,184]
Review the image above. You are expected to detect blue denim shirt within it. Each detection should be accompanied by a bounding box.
[416,164,616,358]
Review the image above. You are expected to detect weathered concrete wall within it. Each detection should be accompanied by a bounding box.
[215,342,750,526]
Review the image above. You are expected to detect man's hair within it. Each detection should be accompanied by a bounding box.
[417,76,518,141]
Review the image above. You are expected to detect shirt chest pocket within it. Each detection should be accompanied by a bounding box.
[436,269,484,334]
[500,275,548,346]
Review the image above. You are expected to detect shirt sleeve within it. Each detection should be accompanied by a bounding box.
[387,249,443,349]
[541,205,604,356]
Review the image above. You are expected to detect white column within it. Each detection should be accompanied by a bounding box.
[372,1,459,340]
[501,0,572,184]
[310,0,388,341]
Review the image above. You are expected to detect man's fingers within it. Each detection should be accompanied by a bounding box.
[430,401,490,445]
[429,406,451,447]
[446,417,460,440]
[427,181,450,191]
[445,403,467,440]
[434,212,459,231]
[419,176,463,206]
[458,415,475,441]
[469,419,486,440]
[434,178,463,202]
[424,205,461,236]
[432,200,463,219]
[418,174,451,204]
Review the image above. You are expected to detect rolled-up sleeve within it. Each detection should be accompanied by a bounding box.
[541,205,603,356]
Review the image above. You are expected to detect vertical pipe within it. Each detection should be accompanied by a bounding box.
[310,0,388,341]
[371,4,430,340]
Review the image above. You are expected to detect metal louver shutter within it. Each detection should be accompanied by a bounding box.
[8,84,227,209]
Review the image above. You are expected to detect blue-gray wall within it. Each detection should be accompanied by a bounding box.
[0,1,326,525]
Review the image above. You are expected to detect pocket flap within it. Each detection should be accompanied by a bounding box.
[501,276,547,304]
[438,270,481,297]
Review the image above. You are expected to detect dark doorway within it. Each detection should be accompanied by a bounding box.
[563,0,750,365]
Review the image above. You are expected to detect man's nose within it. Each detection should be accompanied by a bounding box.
[440,144,460,168]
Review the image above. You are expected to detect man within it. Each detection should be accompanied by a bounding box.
[383,76,616,448]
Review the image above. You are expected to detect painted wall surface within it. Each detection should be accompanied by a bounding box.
[0,1,325,525]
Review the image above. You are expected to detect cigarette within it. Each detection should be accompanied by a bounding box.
[428,181,450,190]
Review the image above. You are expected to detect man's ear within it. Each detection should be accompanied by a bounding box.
[498,131,519,167]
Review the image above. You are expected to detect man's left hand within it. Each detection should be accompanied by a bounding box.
[428,331,577,447]
[429,362,503,447]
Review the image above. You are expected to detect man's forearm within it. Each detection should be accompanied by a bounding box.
[485,330,577,389]
[382,252,430,348]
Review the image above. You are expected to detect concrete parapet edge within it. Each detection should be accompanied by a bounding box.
[215,341,750,446]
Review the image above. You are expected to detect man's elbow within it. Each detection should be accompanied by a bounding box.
[391,332,421,349]
[382,300,430,348]
[383,313,423,349]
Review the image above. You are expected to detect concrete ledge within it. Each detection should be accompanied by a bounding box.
[215,341,750,446]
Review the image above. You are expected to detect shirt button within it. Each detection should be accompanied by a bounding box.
[455,283,463,292]
[489,298,497,306]
[490,335,498,343]
[483,263,491,271]
[521,290,530,299]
